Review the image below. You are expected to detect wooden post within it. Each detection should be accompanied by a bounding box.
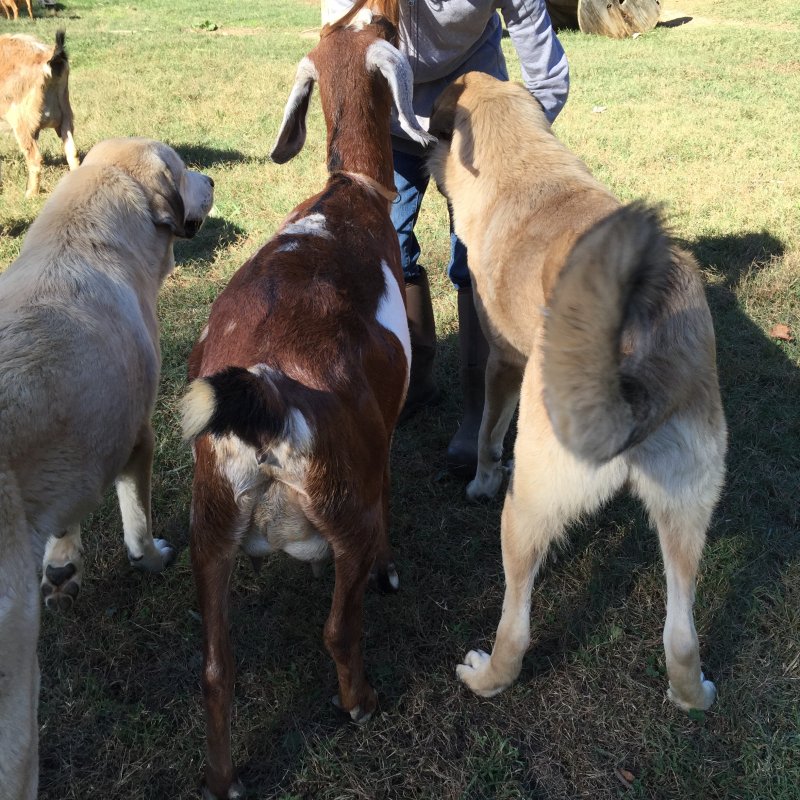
[545,0,661,38]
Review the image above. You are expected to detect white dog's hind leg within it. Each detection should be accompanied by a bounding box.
[116,424,175,572]
[41,524,83,611]
[0,472,40,799]
[467,355,523,502]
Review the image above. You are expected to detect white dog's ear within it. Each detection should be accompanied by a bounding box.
[149,166,190,238]
[271,57,318,164]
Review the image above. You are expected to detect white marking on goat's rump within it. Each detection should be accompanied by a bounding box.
[224,321,237,336]
[281,213,332,238]
[275,240,300,253]
[212,435,262,504]
[377,260,411,372]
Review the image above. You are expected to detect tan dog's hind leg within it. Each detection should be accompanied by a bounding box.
[41,524,83,611]
[631,423,724,711]
[467,353,523,502]
[116,424,175,572]
[458,383,626,696]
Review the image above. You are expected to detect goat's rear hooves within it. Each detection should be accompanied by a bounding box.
[667,674,717,713]
[466,467,504,503]
[370,561,400,594]
[128,538,176,572]
[201,779,245,800]
[331,694,375,724]
[41,562,81,611]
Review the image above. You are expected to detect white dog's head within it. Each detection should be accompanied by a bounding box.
[82,138,214,238]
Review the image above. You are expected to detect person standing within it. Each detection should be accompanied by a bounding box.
[322,0,569,476]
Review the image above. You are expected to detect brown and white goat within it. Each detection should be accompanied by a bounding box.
[181,17,434,800]
[0,31,79,197]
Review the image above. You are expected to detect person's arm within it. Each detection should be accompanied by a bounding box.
[322,0,356,24]
[500,0,569,123]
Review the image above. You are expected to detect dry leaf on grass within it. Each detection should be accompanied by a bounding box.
[615,767,636,789]
[769,323,794,341]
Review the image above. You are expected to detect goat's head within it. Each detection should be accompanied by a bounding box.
[270,17,434,181]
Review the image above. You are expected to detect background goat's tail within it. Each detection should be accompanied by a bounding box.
[182,366,301,452]
[541,202,675,464]
[49,30,69,78]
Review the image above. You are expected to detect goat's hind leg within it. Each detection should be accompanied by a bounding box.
[116,423,175,572]
[41,524,82,610]
[58,101,80,171]
[324,507,382,723]
[13,125,42,198]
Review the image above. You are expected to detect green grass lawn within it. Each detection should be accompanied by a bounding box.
[1,1,798,798]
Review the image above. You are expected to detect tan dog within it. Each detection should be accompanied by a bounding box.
[0,138,213,799]
[428,72,727,712]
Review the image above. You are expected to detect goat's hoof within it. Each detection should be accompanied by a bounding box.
[466,465,504,502]
[41,562,81,611]
[369,561,400,594]
[331,692,376,724]
[201,778,245,800]
[128,538,176,572]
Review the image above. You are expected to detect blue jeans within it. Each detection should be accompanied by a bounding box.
[391,146,471,289]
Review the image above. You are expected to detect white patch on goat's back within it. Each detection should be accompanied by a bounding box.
[281,213,332,238]
[377,261,411,371]
[224,321,237,336]
[276,240,300,253]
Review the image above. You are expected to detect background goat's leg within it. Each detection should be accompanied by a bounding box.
[58,97,80,171]
[13,125,42,197]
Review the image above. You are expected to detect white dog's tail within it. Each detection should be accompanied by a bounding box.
[181,366,311,455]
[541,202,681,464]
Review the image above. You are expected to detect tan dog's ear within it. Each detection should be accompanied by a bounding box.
[149,166,188,238]
[429,80,466,141]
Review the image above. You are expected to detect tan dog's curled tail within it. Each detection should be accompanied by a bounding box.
[541,202,675,464]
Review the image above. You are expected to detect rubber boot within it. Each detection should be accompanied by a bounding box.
[399,267,440,423]
[446,287,489,478]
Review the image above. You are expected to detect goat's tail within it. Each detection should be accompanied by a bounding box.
[181,366,310,455]
[49,30,68,78]
[541,202,675,464]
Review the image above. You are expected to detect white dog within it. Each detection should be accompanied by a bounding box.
[0,137,214,800]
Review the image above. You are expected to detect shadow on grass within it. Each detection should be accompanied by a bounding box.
[0,216,35,238]
[174,214,247,264]
[172,142,270,169]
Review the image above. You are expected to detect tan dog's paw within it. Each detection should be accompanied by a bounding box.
[456,649,509,697]
[128,538,175,572]
[41,560,82,611]
[667,673,717,713]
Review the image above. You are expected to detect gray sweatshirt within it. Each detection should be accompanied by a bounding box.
[325,0,569,149]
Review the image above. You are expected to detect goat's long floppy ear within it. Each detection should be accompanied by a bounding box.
[365,39,436,148]
[271,57,318,164]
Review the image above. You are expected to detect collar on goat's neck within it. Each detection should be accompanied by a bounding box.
[334,171,399,205]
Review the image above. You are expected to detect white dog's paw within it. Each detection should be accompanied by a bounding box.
[128,538,176,573]
[41,559,82,611]
[456,649,508,697]
[667,673,717,713]
[466,465,505,502]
